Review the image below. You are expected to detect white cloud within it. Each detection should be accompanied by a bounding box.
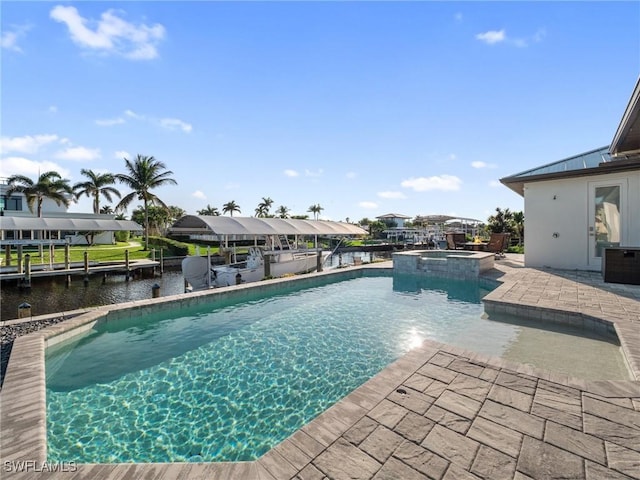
[476,28,546,48]
[0,134,59,154]
[124,109,142,119]
[50,5,165,60]
[54,146,101,161]
[358,201,378,209]
[305,168,324,177]
[454,12,463,23]
[0,156,70,178]
[471,161,497,169]
[346,171,357,179]
[49,105,58,113]
[284,169,299,177]
[401,174,462,192]
[378,191,407,199]
[159,118,192,133]
[1,25,30,53]
[192,190,206,200]
[96,117,125,126]
[476,29,506,45]
[115,150,131,159]
[448,153,457,161]
[1,31,21,52]
[489,180,501,188]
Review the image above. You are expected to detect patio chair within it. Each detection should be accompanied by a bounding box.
[485,233,510,258]
[446,233,466,250]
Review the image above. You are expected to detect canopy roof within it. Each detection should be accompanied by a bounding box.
[170,215,368,236]
[0,216,142,232]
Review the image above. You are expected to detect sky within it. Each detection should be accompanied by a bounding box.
[1,1,639,224]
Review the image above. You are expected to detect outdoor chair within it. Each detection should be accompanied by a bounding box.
[485,233,510,258]
[446,233,466,250]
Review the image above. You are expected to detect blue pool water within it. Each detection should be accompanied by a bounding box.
[45,273,624,463]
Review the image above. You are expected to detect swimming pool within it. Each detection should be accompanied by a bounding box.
[45,272,628,463]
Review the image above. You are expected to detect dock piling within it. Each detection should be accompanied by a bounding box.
[125,250,130,281]
[23,254,32,291]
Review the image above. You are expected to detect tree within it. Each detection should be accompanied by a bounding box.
[73,169,121,214]
[487,207,514,234]
[100,205,114,215]
[512,210,525,246]
[255,197,274,217]
[222,200,241,216]
[115,154,177,250]
[5,171,73,217]
[307,203,324,220]
[368,220,387,238]
[275,205,290,218]
[131,205,184,236]
[197,204,220,216]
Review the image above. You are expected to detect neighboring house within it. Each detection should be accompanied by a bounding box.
[0,178,138,245]
[376,213,412,228]
[0,178,68,214]
[501,78,640,271]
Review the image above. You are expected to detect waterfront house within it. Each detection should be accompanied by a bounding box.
[501,77,640,271]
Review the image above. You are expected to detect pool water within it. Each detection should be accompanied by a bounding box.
[45,273,628,463]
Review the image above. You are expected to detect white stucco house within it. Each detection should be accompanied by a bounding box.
[0,178,141,245]
[501,78,640,272]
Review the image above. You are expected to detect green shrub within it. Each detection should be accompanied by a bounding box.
[148,236,190,256]
[114,230,130,242]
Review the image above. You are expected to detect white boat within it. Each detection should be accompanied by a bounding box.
[171,215,368,292]
[182,246,326,291]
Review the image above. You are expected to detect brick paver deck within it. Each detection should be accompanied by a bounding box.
[2,255,640,479]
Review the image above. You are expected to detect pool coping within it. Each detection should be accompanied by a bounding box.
[2,258,640,479]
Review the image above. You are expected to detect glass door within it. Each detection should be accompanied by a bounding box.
[589,182,624,269]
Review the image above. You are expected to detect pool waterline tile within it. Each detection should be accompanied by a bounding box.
[2,259,640,479]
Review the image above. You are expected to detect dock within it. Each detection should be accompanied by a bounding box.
[0,259,161,283]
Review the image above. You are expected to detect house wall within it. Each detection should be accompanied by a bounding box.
[524,169,640,270]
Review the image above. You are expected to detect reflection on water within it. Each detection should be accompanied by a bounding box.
[1,270,187,321]
[392,272,493,303]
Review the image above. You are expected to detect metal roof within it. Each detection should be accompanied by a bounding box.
[169,215,368,236]
[0,216,143,232]
[610,76,640,158]
[500,146,640,196]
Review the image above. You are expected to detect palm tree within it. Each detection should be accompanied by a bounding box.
[5,171,73,217]
[254,197,274,217]
[276,205,290,218]
[73,169,121,214]
[307,203,324,220]
[197,204,220,216]
[487,207,514,234]
[512,210,525,246]
[222,200,241,217]
[99,205,114,214]
[115,154,177,250]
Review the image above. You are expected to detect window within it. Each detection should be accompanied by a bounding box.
[1,195,23,211]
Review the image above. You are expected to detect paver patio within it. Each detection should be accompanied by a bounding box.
[1,255,639,479]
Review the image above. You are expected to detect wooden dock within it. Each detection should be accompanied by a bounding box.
[0,259,161,282]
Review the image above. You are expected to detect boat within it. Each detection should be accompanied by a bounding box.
[171,215,368,292]
[182,244,326,291]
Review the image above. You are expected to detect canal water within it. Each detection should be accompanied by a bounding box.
[0,252,387,321]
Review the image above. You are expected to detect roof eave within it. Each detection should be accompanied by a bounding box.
[500,157,640,197]
[610,76,640,157]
